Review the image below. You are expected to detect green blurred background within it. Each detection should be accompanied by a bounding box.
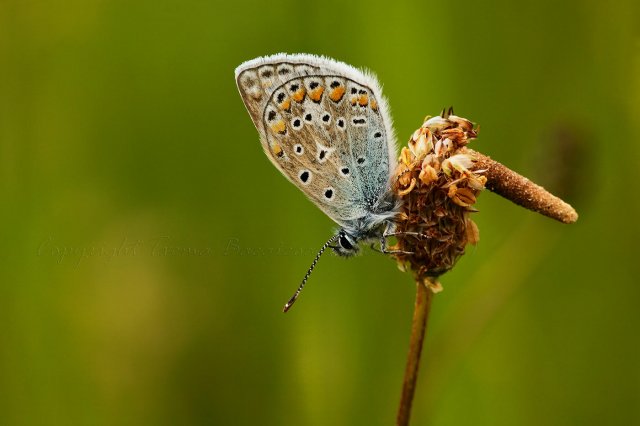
[1,1,639,425]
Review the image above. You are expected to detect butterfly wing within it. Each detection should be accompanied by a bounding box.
[235,53,396,228]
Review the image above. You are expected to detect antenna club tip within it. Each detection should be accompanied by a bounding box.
[283,303,292,313]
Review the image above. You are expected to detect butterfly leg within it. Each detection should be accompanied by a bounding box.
[377,235,414,255]
[369,240,412,255]
[382,221,429,240]
[383,231,425,239]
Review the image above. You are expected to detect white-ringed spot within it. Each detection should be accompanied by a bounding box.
[323,187,335,201]
[351,116,367,127]
[299,170,311,185]
[291,117,303,130]
[316,143,334,163]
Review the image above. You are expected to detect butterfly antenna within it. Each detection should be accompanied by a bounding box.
[283,234,339,313]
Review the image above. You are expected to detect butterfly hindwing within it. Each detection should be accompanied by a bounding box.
[236,54,396,227]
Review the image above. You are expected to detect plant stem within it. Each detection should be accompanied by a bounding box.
[396,279,434,426]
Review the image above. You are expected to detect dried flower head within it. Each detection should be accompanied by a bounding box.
[392,110,484,289]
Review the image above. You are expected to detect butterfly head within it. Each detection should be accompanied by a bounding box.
[332,230,360,257]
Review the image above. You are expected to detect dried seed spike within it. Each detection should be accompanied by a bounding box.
[469,149,578,224]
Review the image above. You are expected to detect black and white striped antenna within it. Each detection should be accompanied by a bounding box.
[282,233,339,313]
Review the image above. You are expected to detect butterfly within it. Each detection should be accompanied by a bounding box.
[235,53,404,311]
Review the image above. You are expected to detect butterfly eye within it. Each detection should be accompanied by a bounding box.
[339,235,353,250]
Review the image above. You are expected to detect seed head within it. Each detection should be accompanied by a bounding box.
[392,111,484,287]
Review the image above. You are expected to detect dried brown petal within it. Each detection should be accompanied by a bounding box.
[465,217,480,245]
[442,128,466,146]
[442,138,453,153]
[442,154,474,177]
[419,165,438,185]
[425,154,440,171]
[398,178,417,196]
[409,132,432,159]
[467,174,487,190]
[448,115,474,133]
[434,139,444,156]
[423,115,449,131]
[396,163,412,187]
[449,187,477,207]
[400,147,413,166]
[424,278,443,293]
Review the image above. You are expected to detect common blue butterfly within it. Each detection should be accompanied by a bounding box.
[235,54,402,311]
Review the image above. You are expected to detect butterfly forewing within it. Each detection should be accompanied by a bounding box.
[236,54,396,227]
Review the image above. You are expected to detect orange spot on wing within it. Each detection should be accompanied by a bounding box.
[270,120,286,134]
[309,86,324,102]
[370,99,378,111]
[272,143,283,157]
[350,96,357,106]
[358,94,369,107]
[292,88,306,103]
[279,98,291,112]
[329,86,345,102]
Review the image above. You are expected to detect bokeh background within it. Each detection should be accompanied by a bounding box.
[1,1,639,425]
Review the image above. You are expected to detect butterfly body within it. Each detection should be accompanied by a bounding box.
[236,54,400,309]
